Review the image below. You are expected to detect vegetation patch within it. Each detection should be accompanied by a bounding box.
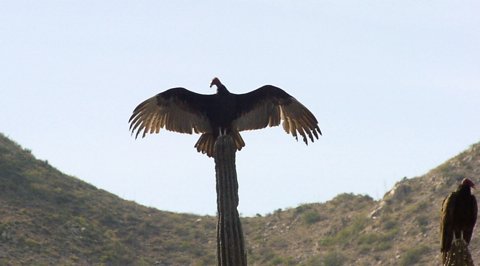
[318,216,369,247]
[302,210,323,225]
[400,245,429,266]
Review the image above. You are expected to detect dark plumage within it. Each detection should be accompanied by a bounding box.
[440,178,477,260]
[129,78,321,157]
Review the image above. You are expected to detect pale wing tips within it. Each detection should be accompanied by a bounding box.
[128,95,210,139]
[128,97,161,139]
[128,113,142,139]
[280,101,322,145]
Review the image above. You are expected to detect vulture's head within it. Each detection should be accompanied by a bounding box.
[462,178,475,189]
[210,77,222,88]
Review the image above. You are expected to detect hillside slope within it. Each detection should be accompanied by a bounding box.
[247,141,480,265]
[1,133,479,265]
[0,134,217,265]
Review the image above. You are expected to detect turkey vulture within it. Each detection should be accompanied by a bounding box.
[440,178,477,260]
[129,78,321,157]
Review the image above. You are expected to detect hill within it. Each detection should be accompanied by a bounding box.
[245,142,480,265]
[0,134,217,265]
[1,133,479,265]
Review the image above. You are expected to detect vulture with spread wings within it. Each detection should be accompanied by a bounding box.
[129,78,321,157]
[440,178,477,263]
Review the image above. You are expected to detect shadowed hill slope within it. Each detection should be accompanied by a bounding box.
[0,134,217,265]
[1,133,479,265]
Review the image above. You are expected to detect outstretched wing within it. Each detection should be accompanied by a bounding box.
[232,85,321,144]
[129,88,213,138]
[440,192,456,252]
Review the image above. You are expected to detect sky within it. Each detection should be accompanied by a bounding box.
[1,1,479,216]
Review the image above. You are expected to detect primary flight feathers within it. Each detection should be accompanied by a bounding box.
[129,77,321,157]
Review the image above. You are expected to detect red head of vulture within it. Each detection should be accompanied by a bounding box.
[440,178,477,260]
[129,78,321,157]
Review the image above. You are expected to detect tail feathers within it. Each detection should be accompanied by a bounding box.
[231,131,245,152]
[195,132,245,157]
[195,133,216,157]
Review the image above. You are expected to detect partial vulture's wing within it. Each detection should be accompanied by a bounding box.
[441,193,456,252]
[129,88,212,138]
[464,194,477,244]
[232,85,321,144]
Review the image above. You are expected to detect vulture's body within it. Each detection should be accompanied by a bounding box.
[129,78,321,156]
[440,178,477,261]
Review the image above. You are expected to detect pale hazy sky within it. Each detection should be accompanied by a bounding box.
[1,1,479,216]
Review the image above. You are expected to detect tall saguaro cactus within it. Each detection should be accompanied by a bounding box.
[128,78,322,266]
[214,135,247,266]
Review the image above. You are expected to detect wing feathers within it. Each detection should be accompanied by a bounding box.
[441,192,455,253]
[129,88,212,138]
[268,106,281,126]
[278,100,320,144]
[130,84,321,151]
[233,85,321,144]
[465,195,478,244]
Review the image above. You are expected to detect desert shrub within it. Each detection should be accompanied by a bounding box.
[400,245,429,266]
[268,256,296,266]
[319,216,368,246]
[416,215,429,227]
[295,205,307,214]
[405,200,429,214]
[357,231,395,252]
[302,255,322,266]
[322,251,346,266]
[195,254,216,266]
[381,215,398,230]
[303,210,323,225]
